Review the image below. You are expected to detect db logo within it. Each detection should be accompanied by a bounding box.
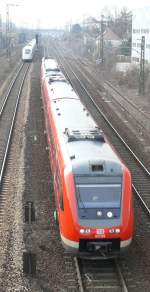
[96,229,104,235]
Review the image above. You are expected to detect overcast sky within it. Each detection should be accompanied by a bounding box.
[0,0,150,29]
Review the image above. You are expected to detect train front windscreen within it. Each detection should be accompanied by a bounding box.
[75,176,122,220]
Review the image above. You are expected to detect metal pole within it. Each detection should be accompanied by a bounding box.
[0,15,2,49]
[100,14,104,64]
[99,22,101,60]
[6,4,19,61]
[6,5,9,59]
[139,36,145,95]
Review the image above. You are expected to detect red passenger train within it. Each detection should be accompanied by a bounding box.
[41,57,134,258]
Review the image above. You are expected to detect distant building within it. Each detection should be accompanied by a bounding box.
[132,7,150,63]
[96,28,121,49]
[95,28,121,59]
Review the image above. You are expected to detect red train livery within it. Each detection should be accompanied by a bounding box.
[41,57,134,258]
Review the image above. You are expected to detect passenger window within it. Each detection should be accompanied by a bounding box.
[56,165,64,211]
[59,190,64,210]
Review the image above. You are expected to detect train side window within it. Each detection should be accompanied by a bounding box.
[59,190,64,211]
[47,117,55,156]
[58,173,64,211]
[56,165,64,211]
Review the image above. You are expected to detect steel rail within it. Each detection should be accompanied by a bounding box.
[74,257,84,292]
[105,80,150,120]
[69,58,150,134]
[132,184,150,216]
[60,45,150,122]
[115,260,128,292]
[103,80,150,133]
[60,46,150,136]
[0,63,30,187]
[61,45,150,122]
[74,256,129,292]
[0,62,24,117]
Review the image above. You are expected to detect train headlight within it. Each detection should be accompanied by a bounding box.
[107,211,113,218]
[85,229,91,234]
[80,228,91,234]
[97,210,102,217]
[80,229,85,234]
[115,228,120,233]
[109,229,115,233]
[109,228,120,234]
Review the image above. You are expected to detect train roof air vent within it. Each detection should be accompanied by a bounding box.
[64,128,105,142]
[70,155,75,160]
[49,76,66,84]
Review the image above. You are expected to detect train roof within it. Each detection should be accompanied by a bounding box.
[43,58,59,71]
[47,78,122,175]
[28,39,36,46]
[48,78,78,99]
[67,140,122,175]
[22,39,36,51]
[22,45,31,52]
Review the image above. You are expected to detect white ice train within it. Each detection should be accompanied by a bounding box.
[22,39,36,61]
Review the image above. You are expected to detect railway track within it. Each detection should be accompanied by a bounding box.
[59,45,150,138]
[0,62,30,218]
[64,254,129,291]
[104,80,150,121]
[75,257,129,292]
[80,64,150,133]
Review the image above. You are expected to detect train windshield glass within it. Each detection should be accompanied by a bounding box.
[25,49,31,54]
[76,184,121,208]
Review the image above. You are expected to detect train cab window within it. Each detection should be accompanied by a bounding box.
[76,184,121,209]
[25,49,31,54]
